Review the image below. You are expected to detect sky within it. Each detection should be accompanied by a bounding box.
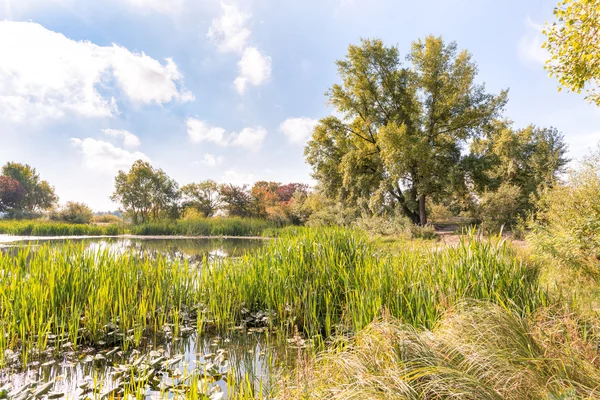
[1,0,599,211]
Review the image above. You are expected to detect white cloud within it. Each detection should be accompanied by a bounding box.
[196,153,224,167]
[0,21,193,122]
[234,47,272,94]
[207,3,251,54]
[187,118,227,145]
[186,118,267,151]
[221,169,255,185]
[230,126,267,151]
[279,117,318,144]
[123,0,183,14]
[518,17,548,65]
[102,129,141,148]
[71,138,150,173]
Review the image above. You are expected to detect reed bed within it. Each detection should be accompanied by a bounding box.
[201,228,547,337]
[0,243,200,367]
[275,302,600,400]
[0,220,121,236]
[130,217,277,237]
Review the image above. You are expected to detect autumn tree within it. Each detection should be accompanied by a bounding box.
[0,176,24,213]
[543,0,600,105]
[1,162,57,212]
[306,36,507,225]
[218,184,255,217]
[111,160,180,223]
[180,180,221,217]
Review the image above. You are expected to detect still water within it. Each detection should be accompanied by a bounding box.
[0,236,276,399]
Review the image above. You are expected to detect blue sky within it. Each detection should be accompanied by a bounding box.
[1,0,599,211]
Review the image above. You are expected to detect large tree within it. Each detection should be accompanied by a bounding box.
[1,162,57,212]
[469,121,569,212]
[111,160,180,223]
[218,184,255,218]
[305,36,507,225]
[180,180,221,217]
[543,0,600,105]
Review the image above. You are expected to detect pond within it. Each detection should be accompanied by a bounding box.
[0,236,279,400]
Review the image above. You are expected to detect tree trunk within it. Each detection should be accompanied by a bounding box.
[418,194,427,226]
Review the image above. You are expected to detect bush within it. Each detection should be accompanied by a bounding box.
[528,148,600,271]
[93,214,122,224]
[477,183,521,233]
[50,202,94,224]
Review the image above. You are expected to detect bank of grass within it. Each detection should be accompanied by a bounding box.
[0,243,200,367]
[130,217,278,237]
[201,227,546,337]
[277,302,600,400]
[0,219,121,236]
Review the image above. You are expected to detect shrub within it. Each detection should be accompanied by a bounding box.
[93,214,122,224]
[50,201,94,224]
[477,183,521,233]
[528,148,600,271]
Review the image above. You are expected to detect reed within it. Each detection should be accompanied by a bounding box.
[0,220,122,236]
[130,217,276,237]
[201,227,546,337]
[0,242,200,367]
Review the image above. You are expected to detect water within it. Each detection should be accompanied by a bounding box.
[0,236,274,399]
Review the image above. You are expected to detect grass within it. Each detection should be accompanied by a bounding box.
[0,242,200,367]
[201,227,546,338]
[0,219,122,236]
[129,217,278,237]
[276,302,600,400]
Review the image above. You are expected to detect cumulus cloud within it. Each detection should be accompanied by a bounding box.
[187,119,227,145]
[234,47,272,94]
[207,3,271,94]
[0,21,193,122]
[102,129,141,148]
[518,17,548,65]
[71,138,150,173]
[186,118,267,151]
[207,3,251,54]
[279,117,318,144]
[195,153,224,167]
[230,127,267,151]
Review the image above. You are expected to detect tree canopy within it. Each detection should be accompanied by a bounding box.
[0,162,57,213]
[181,180,221,217]
[111,160,180,223]
[306,36,507,225]
[543,0,600,105]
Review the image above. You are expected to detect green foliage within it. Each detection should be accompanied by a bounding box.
[0,220,120,236]
[93,213,123,224]
[543,0,600,105]
[111,160,180,224]
[50,201,94,224]
[130,217,275,236]
[477,183,522,233]
[1,162,57,212]
[469,121,569,214]
[353,214,438,240]
[279,303,600,399]
[218,184,256,218]
[181,180,221,217]
[528,147,600,271]
[201,228,545,337]
[306,36,506,225]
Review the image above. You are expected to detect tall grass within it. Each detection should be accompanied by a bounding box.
[130,217,277,236]
[276,302,600,399]
[201,227,546,337]
[0,219,122,236]
[0,243,200,366]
